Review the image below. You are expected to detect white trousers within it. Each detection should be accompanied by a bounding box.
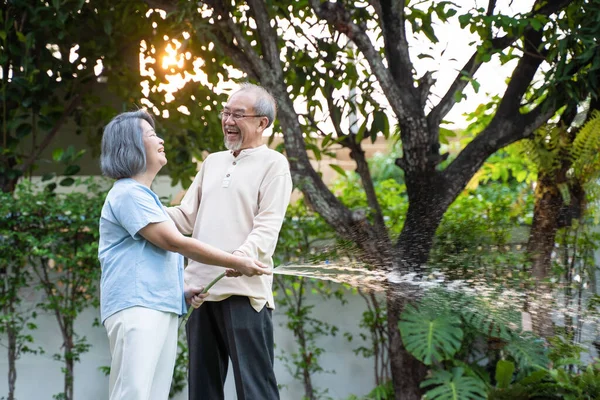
[104,306,179,400]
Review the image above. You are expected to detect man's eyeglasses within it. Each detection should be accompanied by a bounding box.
[218,111,265,121]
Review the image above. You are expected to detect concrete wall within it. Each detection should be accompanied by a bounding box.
[1,175,383,400]
[0,288,379,400]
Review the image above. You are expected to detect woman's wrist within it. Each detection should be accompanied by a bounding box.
[231,250,246,269]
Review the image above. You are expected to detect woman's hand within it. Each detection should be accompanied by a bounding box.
[225,268,243,278]
[233,256,272,277]
[184,284,209,308]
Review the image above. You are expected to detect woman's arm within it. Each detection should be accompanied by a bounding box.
[138,221,271,277]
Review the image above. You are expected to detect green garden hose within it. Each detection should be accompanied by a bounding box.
[179,271,226,329]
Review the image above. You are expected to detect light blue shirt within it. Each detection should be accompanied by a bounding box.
[98,178,186,324]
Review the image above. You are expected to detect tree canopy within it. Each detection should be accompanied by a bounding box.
[138,1,599,397]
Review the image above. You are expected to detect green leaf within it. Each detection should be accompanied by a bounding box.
[16,123,32,138]
[515,169,528,182]
[59,177,75,187]
[104,20,112,35]
[422,23,439,43]
[321,133,333,148]
[63,165,81,176]
[421,368,487,400]
[530,18,543,31]
[41,173,56,182]
[495,360,515,389]
[453,90,464,103]
[399,305,463,365]
[504,333,549,374]
[355,117,369,143]
[471,79,480,93]
[458,13,472,28]
[371,111,389,142]
[329,164,346,177]
[52,148,64,162]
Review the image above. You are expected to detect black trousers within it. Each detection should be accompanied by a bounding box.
[186,296,279,400]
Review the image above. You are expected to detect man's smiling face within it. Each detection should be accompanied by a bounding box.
[222,91,266,152]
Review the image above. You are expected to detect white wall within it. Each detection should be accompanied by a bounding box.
[0,288,378,400]
[2,176,379,399]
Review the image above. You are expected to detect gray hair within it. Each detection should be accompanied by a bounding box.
[231,83,277,128]
[100,110,154,179]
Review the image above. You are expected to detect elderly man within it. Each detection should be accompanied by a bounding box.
[167,83,293,400]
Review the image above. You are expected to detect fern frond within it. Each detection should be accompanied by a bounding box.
[571,110,600,180]
[521,125,568,175]
[504,333,550,375]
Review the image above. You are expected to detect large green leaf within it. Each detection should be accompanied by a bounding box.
[399,305,463,365]
[495,360,515,389]
[421,367,487,400]
[504,333,550,375]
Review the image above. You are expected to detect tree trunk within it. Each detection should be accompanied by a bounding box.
[63,329,74,400]
[528,174,563,281]
[526,173,563,337]
[387,202,445,400]
[8,324,16,400]
[387,294,428,400]
[297,328,315,400]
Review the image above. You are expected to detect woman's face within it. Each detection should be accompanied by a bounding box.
[141,119,167,170]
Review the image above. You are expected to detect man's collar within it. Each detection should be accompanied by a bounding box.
[230,144,267,157]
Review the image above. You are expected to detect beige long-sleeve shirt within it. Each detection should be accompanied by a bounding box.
[166,145,293,311]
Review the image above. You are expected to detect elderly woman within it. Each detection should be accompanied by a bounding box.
[98,109,270,400]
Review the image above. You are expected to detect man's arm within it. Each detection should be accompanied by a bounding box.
[235,163,293,260]
[165,162,205,235]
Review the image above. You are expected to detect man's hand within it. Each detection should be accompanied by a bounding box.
[184,284,209,308]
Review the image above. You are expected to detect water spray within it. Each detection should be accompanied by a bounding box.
[178,262,564,336]
[179,262,391,329]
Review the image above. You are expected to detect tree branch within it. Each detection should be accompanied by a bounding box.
[441,7,592,201]
[495,28,545,119]
[205,2,268,78]
[379,0,418,99]
[486,0,497,16]
[273,84,392,266]
[427,52,481,129]
[211,32,259,81]
[324,88,346,139]
[427,0,574,130]
[347,139,388,239]
[367,0,383,21]
[302,113,329,138]
[222,18,268,77]
[442,94,559,204]
[246,0,282,75]
[308,0,415,123]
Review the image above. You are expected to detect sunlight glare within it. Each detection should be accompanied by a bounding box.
[94,59,103,76]
[177,105,191,115]
[69,45,80,63]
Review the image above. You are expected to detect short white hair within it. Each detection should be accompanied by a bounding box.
[231,83,277,128]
